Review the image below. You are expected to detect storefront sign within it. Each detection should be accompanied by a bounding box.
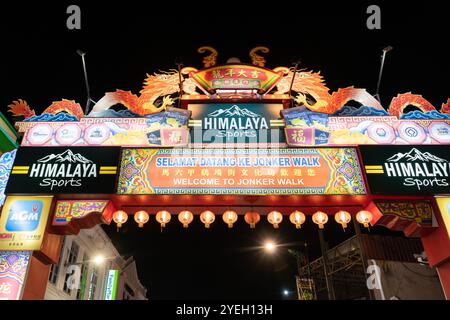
[5,147,121,194]
[435,197,450,238]
[374,200,433,226]
[189,64,284,93]
[0,251,32,300]
[360,145,450,194]
[52,200,110,226]
[0,196,52,250]
[296,276,316,300]
[104,269,119,300]
[188,103,285,144]
[118,148,366,195]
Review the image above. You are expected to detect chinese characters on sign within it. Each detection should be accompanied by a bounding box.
[0,196,53,250]
[118,148,366,195]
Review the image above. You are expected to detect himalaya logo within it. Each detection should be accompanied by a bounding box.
[383,148,449,190]
[386,148,447,163]
[37,149,93,164]
[29,150,97,190]
[204,105,268,131]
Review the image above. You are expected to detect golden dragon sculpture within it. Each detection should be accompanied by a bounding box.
[274,69,450,116]
[90,70,200,116]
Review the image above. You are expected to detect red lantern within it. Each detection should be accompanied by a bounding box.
[268,211,283,229]
[244,211,260,229]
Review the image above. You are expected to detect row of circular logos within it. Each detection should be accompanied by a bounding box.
[27,123,111,145]
[25,121,450,146]
[366,121,450,144]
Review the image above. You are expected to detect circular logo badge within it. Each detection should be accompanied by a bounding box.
[55,123,82,145]
[397,122,426,144]
[428,122,450,143]
[84,124,111,145]
[27,124,53,145]
[367,123,396,144]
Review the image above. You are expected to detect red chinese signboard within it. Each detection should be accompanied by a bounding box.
[190,64,284,93]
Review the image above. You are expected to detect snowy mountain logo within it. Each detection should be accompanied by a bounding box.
[386,148,447,163]
[37,149,93,164]
[207,105,261,118]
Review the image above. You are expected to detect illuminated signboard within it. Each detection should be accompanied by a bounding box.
[0,196,53,250]
[360,145,450,194]
[5,147,121,194]
[188,103,285,145]
[104,269,119,300]
[0,251,32,300]
[189,64,284,93]
[118,148,366,195]
[19,118,189,148]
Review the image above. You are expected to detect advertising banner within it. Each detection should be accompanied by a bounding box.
[104,269,119,300]
[118,148,366,195]
[0,196,53,250]
[5,147,121,194]
[0,251,32,300]
[359,145,450,195]
[18,118,189,148]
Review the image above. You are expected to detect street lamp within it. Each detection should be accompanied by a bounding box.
[93,255,105,266]
[264,241,276,253]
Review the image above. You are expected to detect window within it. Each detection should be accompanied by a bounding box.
[48,237,66,285]
[88,266,98,300]
[63,241,79,294]
[76,253,89,300]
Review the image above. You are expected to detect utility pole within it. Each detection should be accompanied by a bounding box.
[374,46,393,103]
[77,50,95,115]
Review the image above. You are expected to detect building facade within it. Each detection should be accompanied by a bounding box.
[44,225,147,300]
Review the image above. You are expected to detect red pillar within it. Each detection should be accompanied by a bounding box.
[421,205,450,299]
[22,231,63,300]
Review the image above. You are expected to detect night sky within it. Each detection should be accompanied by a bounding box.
[2,1,449,299]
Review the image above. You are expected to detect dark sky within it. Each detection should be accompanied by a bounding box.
[2,1,448,299]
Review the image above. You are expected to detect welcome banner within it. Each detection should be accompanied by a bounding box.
[118,148,366,195]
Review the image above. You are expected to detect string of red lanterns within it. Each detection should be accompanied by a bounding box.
[112,210,374,230]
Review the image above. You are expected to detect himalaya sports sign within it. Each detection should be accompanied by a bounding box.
[360,145,450,195]
[188,103,285,144]
[6,147,121,194]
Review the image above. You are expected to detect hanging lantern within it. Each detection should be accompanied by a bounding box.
[244,211,260,229]
[356,210,373,228]
[156,210,171,228]
[134,210,149,228]
[222,210,238,228]
[268,211,283,229]
[334,211,351,230]
[289,211,306,229]
[113,210,128,228]
[200,210,215,228]
[312,211,328,229]
[178,210,194,228]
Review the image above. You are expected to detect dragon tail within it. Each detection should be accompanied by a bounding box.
[329,87,384,114]
[43,99,84,119]
[7,99,36,119]
[90,90,140,115]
